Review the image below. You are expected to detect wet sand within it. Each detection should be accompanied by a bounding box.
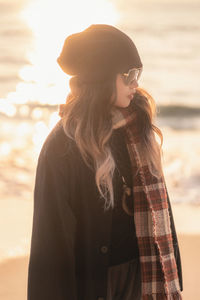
[0,256,29,300]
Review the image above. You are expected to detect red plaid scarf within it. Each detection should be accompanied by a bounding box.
[112,103,182,299]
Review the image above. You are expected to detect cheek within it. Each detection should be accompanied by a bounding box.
[115,90,130,107]
[114,74,130,107]
[117,83,127,99]
[117,89,124,103]
[116,80,125,98]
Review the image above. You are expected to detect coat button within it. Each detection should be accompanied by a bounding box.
[100,246,108,254]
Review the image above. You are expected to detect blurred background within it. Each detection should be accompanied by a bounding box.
[0,0,200,299]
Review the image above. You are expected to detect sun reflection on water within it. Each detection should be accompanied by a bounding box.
[20,0,117,101]
[0,0,118,118]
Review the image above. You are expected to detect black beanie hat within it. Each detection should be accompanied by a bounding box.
[57,24,142,82]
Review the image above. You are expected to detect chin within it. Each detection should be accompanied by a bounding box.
[114,99,131,108]
[122,100,131,108]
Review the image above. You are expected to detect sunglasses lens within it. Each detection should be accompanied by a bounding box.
[123,68,142,85]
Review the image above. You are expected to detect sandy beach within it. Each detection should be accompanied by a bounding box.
[0,200,200,299]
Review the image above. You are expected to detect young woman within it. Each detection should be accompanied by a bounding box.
[28,24,183,300]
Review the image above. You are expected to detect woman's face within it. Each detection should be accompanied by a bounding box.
[113,73,138,108]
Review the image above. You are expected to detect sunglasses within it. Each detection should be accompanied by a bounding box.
[121,67,143,85]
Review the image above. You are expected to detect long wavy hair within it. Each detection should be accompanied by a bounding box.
[60,75,163,210]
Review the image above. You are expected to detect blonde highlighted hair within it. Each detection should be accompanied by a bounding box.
[60,76,163,209]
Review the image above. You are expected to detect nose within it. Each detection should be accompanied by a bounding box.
[129,79,138,89]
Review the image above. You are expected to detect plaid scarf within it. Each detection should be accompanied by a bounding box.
[112,102,182,300]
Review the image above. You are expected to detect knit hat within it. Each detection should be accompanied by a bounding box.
[57,24,142,82]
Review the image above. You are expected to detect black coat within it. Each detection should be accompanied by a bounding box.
[28,121,183,300]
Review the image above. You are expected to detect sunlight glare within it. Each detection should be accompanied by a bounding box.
[0,143,11,157]
[31,108,43,120]
[0,100,17,117]
[49,112,61,130]
[16,122,32,137]
[11,0,119,107]
[1,0,118,117]
[33,121,49,153]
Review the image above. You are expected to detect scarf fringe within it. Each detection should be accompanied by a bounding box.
[143,290,182,300]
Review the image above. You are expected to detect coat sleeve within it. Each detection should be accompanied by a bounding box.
[27,144,77,300]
